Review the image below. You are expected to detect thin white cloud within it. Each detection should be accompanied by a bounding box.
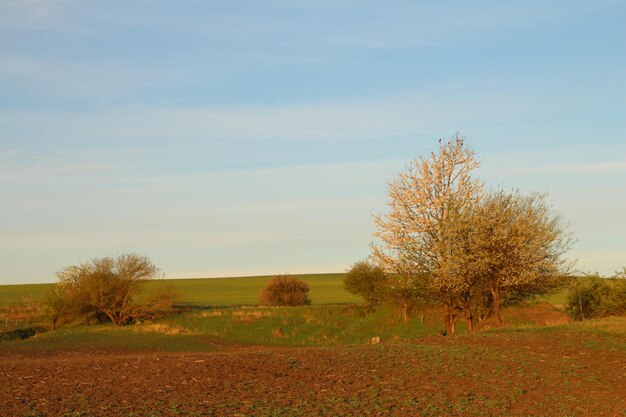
[0,83,560,148]
[0,153,118,182]
[2,0,621,100]
[105,1,619,52]
[493,161,626,175]
[0,0,87,32]
[0,54,176,99]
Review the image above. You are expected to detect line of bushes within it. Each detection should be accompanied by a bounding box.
[343,261,626,325]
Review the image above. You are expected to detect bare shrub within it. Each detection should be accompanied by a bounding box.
[260,275,311,306]
[51,253,178,327]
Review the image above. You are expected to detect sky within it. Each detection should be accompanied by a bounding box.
[1,0,625,285]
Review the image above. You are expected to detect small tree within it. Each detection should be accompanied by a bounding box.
[567,275,609,320]
[53,253,177,326]
[344,260,388,309]
[44,282,83,330]
[260,275,311,306]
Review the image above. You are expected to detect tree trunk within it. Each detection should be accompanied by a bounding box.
[52,317,57,331]
[578,291,585,321]
[491,287,503,325]
[443,304,456,336]
[101,308,122,326]
[96,311,106,323]
[402,302,409,321]
[466,312,474,333]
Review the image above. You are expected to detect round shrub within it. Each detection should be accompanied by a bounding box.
[344,260,388,308]
[260,275,311,306]
[567,276,626,320]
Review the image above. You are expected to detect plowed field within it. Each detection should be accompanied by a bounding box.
[1,330,625,417]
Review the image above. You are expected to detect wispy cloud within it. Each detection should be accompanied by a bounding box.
[493,161,626,175]
[0,161,117,182]
[0,54,177,100]
[90,1,622,52]
[0,82,561,147]
[0,0,87,32]
[0,147,121,182]
[2,0,622,105]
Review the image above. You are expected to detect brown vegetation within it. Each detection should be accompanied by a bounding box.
[260,274,311,306]
[49,253,177,327]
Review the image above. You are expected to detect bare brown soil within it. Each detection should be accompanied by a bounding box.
[1,332,625,417]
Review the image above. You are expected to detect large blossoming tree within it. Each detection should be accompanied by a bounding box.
[372,135,572,335]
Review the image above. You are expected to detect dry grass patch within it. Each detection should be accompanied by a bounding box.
[225,309,275,323]
[132,322,193,335]
[569,316,626,334]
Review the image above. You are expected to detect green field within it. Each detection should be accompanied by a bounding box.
[0,272,576,345]
[0,273,569,307]
[0,282,53,306]
[148,273,361,306]
[0,304,427,352]
[0,273,361,307]
[0,300,574,353]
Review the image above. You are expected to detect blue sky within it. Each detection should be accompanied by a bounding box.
[1,0,624,284]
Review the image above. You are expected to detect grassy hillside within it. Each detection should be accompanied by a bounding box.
[1,301,574,352]
[150,273,360,306]
[1,273,573,308]
[0,283,53,306]
[0,273,361,307]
